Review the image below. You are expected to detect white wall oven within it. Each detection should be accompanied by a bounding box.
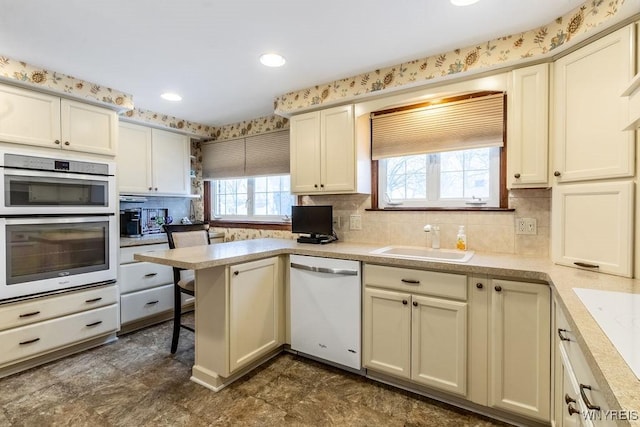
[0,148,117,301]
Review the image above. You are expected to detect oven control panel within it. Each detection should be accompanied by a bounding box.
[2,154,111,176]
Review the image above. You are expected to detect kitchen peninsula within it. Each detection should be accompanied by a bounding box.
[135,238,640,426]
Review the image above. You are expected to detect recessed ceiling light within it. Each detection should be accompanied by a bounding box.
[450,0,480,5]
[161,92,182,101]
[260,53,286,67]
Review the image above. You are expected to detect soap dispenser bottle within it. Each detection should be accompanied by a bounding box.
[456,226,467,251]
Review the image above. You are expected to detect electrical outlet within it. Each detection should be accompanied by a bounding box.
[516,218,537,235]
[349,214,362,230]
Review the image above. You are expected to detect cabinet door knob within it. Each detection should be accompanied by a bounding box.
[320,184,324,188]
[154,187,158,191]
[412,301,418,307]
[314,184,318,188]
[514,173,521,179]
[233,271,239,276]
[567,404,580,416]
[558,328,571,341]
[565,394,576,404]
[402,299,408,305]
[554,171,561,177]
[494,285,502,292]
[54,139,61,145]
[476,283,483,289]
[148,187,153,191]
[64,141,70,146]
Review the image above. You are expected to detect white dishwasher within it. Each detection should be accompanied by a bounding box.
[289,254,361,370]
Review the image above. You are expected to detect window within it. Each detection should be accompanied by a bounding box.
[379,147,500,208]
[372,92,506,209]
[211,175,295,221]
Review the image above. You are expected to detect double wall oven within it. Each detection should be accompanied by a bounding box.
[0,148,117,301]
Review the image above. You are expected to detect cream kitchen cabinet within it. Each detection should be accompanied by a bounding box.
[118,122,190,195]
[290,104,369,194]
[229,257,281,372]
[0,284,119,375]
[554,298,612,426]
[488,279,551,422]
[552,24,634,182]
[119,243,175,331]
[363,264,468,397]
[0,83,117,155]
[507,63,549,188]
[552,180,634,277]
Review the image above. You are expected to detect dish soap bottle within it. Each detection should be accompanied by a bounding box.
[456,226,467,251]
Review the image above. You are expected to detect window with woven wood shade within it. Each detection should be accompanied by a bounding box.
[371,93,505,160]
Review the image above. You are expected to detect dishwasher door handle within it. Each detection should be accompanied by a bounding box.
[290,262,358,276]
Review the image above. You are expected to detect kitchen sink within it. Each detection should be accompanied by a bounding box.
[370,246,475,263]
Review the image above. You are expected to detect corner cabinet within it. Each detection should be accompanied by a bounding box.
[0,83,117,156]
[290,104,370,194]
[363,264,468,397]
[507,63,549,188]
[552,24,635,182]
[118,122,191,195]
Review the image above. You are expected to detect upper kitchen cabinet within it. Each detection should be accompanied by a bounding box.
[0,83,117,156]
[290,104,370,194]
[507,63,549,188]
[118,122,190,195]
[552,24,635,183]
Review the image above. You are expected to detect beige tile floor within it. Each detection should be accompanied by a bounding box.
[0,315,509,426]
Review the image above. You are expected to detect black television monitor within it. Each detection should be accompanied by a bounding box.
[291,205,333,241]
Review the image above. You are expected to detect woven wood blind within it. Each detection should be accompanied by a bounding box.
[202,130,289,179]
[371,93,504,160]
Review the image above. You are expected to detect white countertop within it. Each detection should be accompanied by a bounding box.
[134,237,640,419]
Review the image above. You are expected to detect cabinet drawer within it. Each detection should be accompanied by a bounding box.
[364,264,467,301]
[0,304,118,367]
[120,243,169,264]
[0,285,117,332]
[119,261,173,294]
[556,306,611,416]
[120,284,173,325]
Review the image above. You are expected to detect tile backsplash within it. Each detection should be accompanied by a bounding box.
[213,188,551,257]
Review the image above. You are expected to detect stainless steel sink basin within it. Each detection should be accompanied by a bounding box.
[370,246,474,263]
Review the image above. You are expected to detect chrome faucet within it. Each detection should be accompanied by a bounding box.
[423,224,440,249]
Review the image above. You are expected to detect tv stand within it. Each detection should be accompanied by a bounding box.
[296,234,334,244]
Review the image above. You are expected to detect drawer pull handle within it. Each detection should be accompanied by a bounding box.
[144,273,158,278]
[86,321,103,327]
[558,328,571,342]
[574,262,599,269]
[579,384,600,411]
[85,297,102,303]
[19,311,41,318]
[19,338,40,345]
[401,279,420,284]
[146,300,159,306]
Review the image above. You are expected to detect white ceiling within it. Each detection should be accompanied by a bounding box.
[0,0,587,126]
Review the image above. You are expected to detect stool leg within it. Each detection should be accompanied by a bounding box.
[171,283,181,354]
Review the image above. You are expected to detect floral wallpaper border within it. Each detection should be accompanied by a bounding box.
[0,55,134,110]
[212,114,289,141]
[274,0,633,115]
[122,107,217,139]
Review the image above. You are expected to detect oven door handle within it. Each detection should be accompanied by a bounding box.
[2,216,113,225]
[2,167,110,181]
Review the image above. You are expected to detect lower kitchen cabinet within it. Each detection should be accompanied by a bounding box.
[229,257,281,372]
[363,264,468,397]
[0,284,119,372]
[488,279,551,421]
[119,244,175,331]
[363,264,552,422]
